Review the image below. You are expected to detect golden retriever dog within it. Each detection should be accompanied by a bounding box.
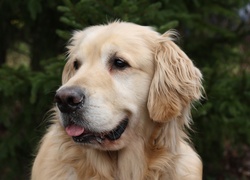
[32,21,203,180]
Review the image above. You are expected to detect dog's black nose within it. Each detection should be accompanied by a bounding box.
[54,86,85,113]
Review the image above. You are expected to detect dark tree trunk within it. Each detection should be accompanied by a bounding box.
[0,47,6,66]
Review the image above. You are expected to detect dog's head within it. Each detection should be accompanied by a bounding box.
[55,22,202,150]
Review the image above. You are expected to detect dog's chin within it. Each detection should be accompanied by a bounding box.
[63,117,129,150]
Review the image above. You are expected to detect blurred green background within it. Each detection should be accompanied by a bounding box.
[0,0,250,179]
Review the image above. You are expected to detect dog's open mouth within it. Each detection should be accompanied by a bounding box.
[65,119,128,144]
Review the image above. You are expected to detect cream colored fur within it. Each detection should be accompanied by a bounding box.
[32,22,203,180]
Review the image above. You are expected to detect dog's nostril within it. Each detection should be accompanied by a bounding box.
[67,95,83,106]
[54,86,85,113]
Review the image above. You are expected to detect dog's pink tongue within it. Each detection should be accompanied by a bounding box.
[65,125,84,137]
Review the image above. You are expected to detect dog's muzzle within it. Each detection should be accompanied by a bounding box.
[54,86,128,144]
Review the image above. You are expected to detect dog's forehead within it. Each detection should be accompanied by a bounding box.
[69,22,159,52]
[72,23,157,52]
[82,22,155,41]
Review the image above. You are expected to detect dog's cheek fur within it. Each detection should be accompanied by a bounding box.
[147,32,203,122]
[62,60,75,84]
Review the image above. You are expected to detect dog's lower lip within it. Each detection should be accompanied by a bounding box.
[73,134,104,143]
[72,119,129,143]
[105,119,128,140]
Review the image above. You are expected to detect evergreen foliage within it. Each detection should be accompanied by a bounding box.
[0,0,250,179]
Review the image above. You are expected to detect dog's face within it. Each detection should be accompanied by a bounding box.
[55,22,202,150]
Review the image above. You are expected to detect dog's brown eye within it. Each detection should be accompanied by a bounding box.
[73,60,80,70]
[113,58,129,70]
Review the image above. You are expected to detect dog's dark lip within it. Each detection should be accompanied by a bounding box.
[72,119,128,144]
[105,120,128,140]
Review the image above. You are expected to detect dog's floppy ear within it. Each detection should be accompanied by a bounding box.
[147,31,203,122]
